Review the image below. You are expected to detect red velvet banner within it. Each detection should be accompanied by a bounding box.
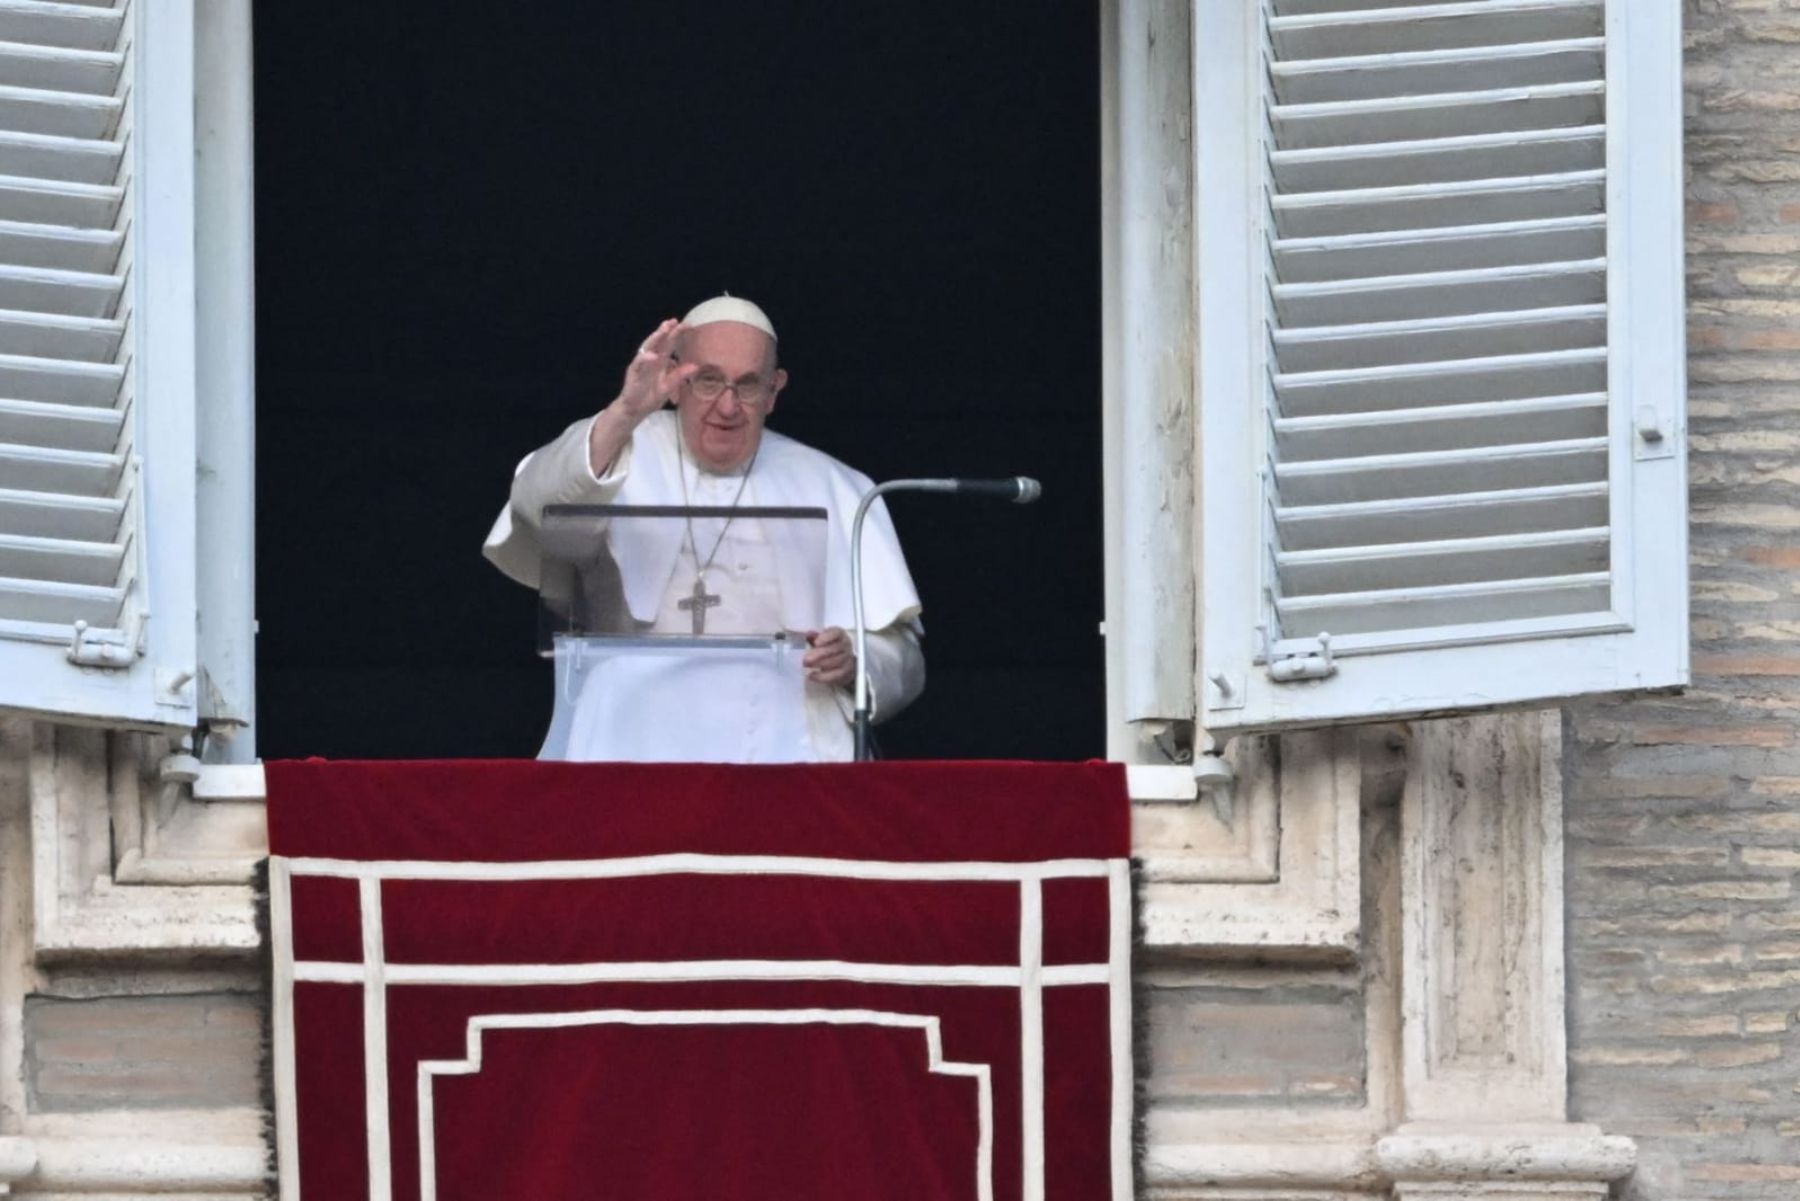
[268,760,1132,1201]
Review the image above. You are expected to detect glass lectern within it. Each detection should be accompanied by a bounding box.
[534,503,830,763]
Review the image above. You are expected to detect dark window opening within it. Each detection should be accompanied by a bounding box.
[253,3,1102,759]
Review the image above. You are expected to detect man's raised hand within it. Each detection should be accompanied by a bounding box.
[587,319,699,476]
[613,319,698,420]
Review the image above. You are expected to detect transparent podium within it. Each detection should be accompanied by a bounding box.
[535,503,830,763]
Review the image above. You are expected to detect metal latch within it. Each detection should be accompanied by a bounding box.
[1636,403,1675,461]
[66,620,134,668]
[1267,631,1337,683]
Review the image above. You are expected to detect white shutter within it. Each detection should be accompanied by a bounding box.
[1199,0,1686,732]
[0,0,199,728]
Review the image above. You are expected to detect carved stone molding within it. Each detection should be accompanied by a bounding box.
[17,1136,264,1195]
[1142,741,1404,1187]
[28,726,257,958]
[1138,729,1363,958]
[1133,750,1279,884]
[1144,714,1637,1200]
[14,1110,267,1195]
[1402,712,1565,1123]
[1141,1127,1634,1201]
[0,1139,35,1197]
[112,760,264,886]
[1393,712,1635,1200]
[1378,1125,1636,1201]
[1144,1138,1383,1197]
[28,741,1369,961]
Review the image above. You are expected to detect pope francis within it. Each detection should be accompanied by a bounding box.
[483,296,925,762]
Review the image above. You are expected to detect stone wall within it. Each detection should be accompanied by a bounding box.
[1563,2,1800,1196]
[0,718,268,1198]
[22,993,262,1114]
[1146,975,1366,1109]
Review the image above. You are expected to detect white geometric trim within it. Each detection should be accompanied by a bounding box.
[1019,879,1046,1201]
[270,859,301,1201]
[293,959,1113,988]
[359,878,391,1201]
[1107,860,1133,1199]
[414,1009,995,1201]
[267,851,1134,1200]
[284,853,1115,882]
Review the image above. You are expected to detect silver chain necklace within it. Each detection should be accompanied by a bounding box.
[674,432,759,635]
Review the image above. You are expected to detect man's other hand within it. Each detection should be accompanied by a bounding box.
[804,627,856,688]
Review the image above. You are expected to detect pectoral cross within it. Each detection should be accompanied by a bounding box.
[678,575,722,635]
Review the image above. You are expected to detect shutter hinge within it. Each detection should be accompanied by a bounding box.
[65,620,135,669]
[1265,630,1338,684]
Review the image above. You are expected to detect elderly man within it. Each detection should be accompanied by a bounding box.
[484,296,924,762]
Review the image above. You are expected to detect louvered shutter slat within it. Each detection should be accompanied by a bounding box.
[0,572,120,625]
[1273,127,1605,193]
[1270,1,1605,59]
[1277,346,1608,417]
[0,128,119,183]
[1274,305,1607,374]
[0,83,118,136]
[0,218,120,271]
[0,308,122,359]
[1274,171,1606,238]
[0,39,121,95]
[1277,437,1608,505]
[1279,0,1473,15]
[0,1,125,52]
[1274,259,1607,325]
[1276,393,1608,461]
[1274,215,1606,283]
[0,0,128,632]
[0,394,120,446]
[0,484,118,540]
[0,173,119,226]
[1275,82,1605,147]
[0,264,121,315]
[1275,573,1611,639]
[1278,527,1609,595]
[1198,0,1685,728]
[0,528,118,582]
[1272,38,1606,104]
[0,352,122,403]
[1276,482,1610,552]
[0,440,120,493]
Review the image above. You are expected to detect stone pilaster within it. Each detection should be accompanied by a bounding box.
[1387,712,1633,1200]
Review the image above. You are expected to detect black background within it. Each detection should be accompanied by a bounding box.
[252,4,1103,760]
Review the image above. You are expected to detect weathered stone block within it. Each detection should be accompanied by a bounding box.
[22,993,263,1113]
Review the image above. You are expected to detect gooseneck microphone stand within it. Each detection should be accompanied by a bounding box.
[850,477,1043,761]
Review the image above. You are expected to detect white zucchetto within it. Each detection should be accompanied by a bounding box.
[681,294,777,341]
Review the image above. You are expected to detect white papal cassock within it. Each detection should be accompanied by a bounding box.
[484,410,924,762]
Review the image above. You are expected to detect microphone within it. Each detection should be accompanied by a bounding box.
[949,476,1042,503]
[866,477,1042,502]
[848,476,1044,760]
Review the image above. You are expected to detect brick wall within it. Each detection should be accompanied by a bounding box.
[22,993,263,1113]
[1564,3,1800,1196]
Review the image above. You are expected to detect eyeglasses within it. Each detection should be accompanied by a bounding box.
[686,372,775,407]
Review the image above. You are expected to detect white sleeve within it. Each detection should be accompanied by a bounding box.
[482,416,632,588]
[512,415,631,527]
[832,621,925,725]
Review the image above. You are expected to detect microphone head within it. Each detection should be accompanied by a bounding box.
[1013,476,1043,504]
